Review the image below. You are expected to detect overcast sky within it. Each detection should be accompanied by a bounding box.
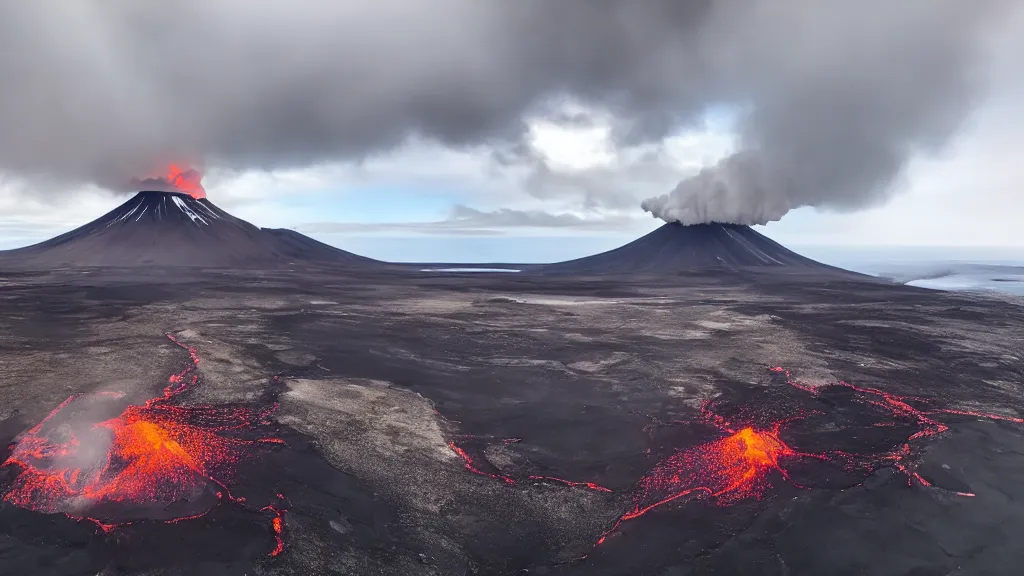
[1,2,1022,262]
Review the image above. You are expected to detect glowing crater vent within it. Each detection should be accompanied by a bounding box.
[636,426,799,509]
[591,367,1024,546]
[595,424,812,545]
[1,335,287,556]
[165,164,206,199]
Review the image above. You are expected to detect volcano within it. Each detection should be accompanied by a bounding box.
[0,191,379,268]
[543,222,836,274]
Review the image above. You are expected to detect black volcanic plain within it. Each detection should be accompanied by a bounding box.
[1,195,1023,576]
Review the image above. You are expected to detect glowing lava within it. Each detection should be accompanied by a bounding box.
[261,494,288,557]
[595,420,821,544]
[436,366,1024,551]
[448,441,516,485]
[1,334,285,556]
[592,367,1024,546]
[166,164,206,199]
[769,366,1024,493]
[669,428,795,503]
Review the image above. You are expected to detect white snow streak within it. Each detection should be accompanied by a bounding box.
[171,195,209,226]
[196,202,222,220]
[108,201,142,226]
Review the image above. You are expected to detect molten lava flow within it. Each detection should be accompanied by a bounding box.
[1,334,285,556]
[448,441,516,485]
[439,366,1024,551]
[770,366,1024,492]
[594,367,1024,546]
[166,164,206,199]
[663,427,796,504]
[595,417,821,544]
[261,498,287,558]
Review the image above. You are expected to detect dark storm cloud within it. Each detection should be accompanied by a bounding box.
[0,1,1013,224]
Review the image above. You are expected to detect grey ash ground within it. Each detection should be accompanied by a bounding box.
[1,264,1023,575]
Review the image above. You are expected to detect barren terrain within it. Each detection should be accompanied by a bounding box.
[2,266,1023,575]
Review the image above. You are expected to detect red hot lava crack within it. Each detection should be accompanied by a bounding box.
[596,415,824,545]
[769,366,1022,493]
[2,334,288,556]
[447,440,611,492]
[594,367,1024,545]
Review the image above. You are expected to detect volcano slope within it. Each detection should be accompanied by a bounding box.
[542,222,843,274]
[0,191,380,268]
[1,263,1024,575]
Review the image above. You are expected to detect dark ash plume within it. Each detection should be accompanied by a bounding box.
[0,1,1013,223]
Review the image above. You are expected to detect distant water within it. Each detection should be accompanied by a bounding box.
[795,246,1024,296]
[904,272,1024,296]
[420,268,521,273]
[413,248,1024,296]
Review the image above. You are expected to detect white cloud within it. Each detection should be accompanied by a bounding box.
[528,118,616,171]
[762,95,1024,248]
[206,104,738,234]
[0,180,120,248]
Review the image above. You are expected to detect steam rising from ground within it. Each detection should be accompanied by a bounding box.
[0,1,1014,223]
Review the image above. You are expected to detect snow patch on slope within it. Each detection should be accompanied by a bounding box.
[171,195,209,226]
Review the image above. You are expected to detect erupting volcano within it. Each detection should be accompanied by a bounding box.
[1,335,287,555]
[164,164,206,199]
[0,189,380,268]
[132,164,208,199]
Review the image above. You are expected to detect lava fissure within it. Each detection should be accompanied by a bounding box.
[526,476,614,493]
[1,333,287,557]
[771,366,1024,488]
[261,495,289,558]
[596,422,822,546]
[448,441,516,485]
[447,440,611,492]
[593,366,1024,547]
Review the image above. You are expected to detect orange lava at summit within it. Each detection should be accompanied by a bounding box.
[1,334,286,555]
[166,164,206,199]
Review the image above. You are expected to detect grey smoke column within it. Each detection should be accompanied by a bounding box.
[0,0,1012,214]
[641,2,1008,225]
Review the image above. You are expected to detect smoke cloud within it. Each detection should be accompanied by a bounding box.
[640,2,1011,225]
[0,1,1013,224]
